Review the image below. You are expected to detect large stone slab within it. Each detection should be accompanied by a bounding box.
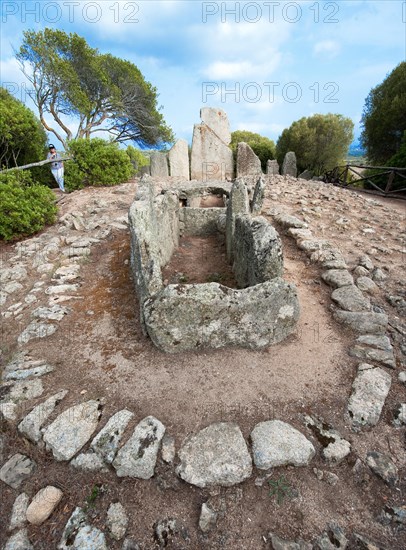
[0,454,36,489]
[331,285,371,312]
[233,216,283,287]
[90,409,134,464]
[0,379,44,406]
[281,152,297,177]
[272,212,307,229]
[58,507,108,549]
[236,142,262,177]
[176,422,252,487]
[128,183,179,310]
[311,248,347,269]
[9,493,29,531]
[17,321,57,344]
[304,415,350,464]
[366,451,398,486]
[143,279,299,353]
[43,400,102,461]
[112,416,165,479]
[251,420,315,469]
[168,139,190,179]
[4,529,33,550]
[18,390,68,444]
[150,151,168,177]
[190,124,234,181]
[349,335,395,369]
[179,207,223,237]
[226,178,250,261]
[106,502,128,541]
[333,310,388,334]
[200,107,231,144]
[347,364,392,429]
[322,269,354,289]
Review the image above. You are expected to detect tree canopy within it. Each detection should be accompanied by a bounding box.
[0,87,47,168]
[360,62,406,165]
[16,28,174,148]
[230,130,275,170]
[276,113,354,175]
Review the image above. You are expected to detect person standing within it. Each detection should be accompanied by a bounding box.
[47,144,65,192]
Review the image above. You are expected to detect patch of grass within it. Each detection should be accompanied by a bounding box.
[84,484,102,510]
[268,475,293,505]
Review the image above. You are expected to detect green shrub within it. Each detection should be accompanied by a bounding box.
[65,138,134,191]
[362,134,406,192]
[0,171,57,240]
[0,87,47,169]
[126,145,149,174]
[0,169,34,187]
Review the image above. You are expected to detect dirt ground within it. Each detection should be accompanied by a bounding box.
[0,177,405,549]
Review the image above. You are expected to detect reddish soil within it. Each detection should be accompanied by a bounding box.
[162,235,237,287]
[1,177,405,549]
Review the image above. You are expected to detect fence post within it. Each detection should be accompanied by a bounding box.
[343,165,349,185]
[385,170,395,194]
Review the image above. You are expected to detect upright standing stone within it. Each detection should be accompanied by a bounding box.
[225,178,249,261]
[150,152,168,177]
[190,125,234,181]
[266,159,279,175]
[190,108,234,181]
[236,142,262,177]
[200,107,231,144]
[250,176,265,214]
[282,151,297,177]
[168,139,190,179]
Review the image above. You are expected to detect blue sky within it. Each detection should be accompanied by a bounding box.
[1,0,405,148]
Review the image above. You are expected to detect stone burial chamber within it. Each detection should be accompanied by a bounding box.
[128,177,300,352]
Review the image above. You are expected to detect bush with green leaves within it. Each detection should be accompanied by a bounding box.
[0,87,47,169]
[361,62,406,165]
[0,170,57,241]
[65,138,134,191]
[362,131,406,192]
[126,145,149,174]
[276,113,354,176]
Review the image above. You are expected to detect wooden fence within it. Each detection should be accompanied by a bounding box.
[323,164,406,199]
[0,157,72,174]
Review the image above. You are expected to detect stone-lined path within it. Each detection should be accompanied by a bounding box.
[1,176,405,548]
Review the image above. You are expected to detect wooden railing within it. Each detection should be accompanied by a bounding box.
[0,157,72,174]
[323,164,406,198]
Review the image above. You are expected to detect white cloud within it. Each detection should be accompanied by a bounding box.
[203,57,281,80]
[0,57,27,89]
[313,40,341,58]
